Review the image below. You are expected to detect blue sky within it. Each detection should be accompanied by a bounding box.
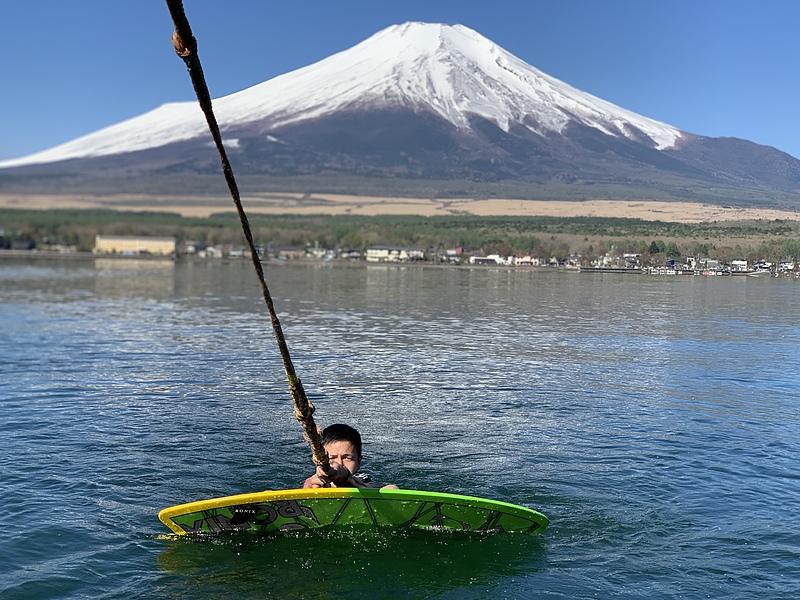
[2,0,799,161]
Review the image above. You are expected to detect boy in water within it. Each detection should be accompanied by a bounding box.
[303,423,398,489]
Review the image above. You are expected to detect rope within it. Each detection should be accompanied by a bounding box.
[164,0,330,471]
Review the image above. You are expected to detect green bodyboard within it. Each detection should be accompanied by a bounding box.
[158,488,548,535]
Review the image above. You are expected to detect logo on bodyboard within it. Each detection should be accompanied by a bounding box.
[178,500,318,534]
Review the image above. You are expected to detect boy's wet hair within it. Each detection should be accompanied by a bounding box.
[321,423,363,458]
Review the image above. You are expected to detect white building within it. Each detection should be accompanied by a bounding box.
[730,260,749,272]
[469,254,504,265]
[365,246,425,262]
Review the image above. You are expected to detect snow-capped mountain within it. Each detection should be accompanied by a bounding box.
[0,22,681,168]
[2,22,799,205]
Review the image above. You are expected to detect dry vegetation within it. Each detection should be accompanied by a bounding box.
[2,192,800,222]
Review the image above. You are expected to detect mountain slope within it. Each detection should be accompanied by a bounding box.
[2,22,799,208]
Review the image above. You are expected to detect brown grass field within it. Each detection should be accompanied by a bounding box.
[1,192,799,222]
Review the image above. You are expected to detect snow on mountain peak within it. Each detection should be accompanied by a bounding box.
[0,22,681,169]
[213,21,682,151]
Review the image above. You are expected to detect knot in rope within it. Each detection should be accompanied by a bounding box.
[171,31,194,58]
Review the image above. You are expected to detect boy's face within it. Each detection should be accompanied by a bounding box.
[324,440,362,474]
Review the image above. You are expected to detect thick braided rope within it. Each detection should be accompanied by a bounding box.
[164,0,329,470]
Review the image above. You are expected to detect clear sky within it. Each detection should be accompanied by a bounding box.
[2,0,799,161]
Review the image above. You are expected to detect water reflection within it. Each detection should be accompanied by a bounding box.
[156,528,545,599]
[93,258,176,299]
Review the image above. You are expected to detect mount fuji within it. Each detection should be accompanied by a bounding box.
[2,22,800,207]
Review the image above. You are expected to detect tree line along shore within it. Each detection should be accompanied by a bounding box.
[2,208,800,267]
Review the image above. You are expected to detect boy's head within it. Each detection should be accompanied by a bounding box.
[321,424,363,473]
[321,424,363,457]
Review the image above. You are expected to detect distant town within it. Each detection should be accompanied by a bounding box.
[3,234,796,278]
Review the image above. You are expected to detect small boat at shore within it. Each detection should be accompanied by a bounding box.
[731,269,772,277]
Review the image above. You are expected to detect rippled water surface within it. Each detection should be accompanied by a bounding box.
[1,258,798,599]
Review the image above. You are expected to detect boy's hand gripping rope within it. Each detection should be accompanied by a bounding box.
[164,0,329,472]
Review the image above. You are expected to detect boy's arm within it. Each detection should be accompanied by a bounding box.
[303,462,351,488]
[302,468,399,489]
[350,472,399,489]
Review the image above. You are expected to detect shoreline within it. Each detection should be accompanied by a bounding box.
[4,252,794,279]
[0,250,576,272]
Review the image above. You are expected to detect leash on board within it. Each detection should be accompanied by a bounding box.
[164,0,330,473]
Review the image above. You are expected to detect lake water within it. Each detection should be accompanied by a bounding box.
[1,257,798,599]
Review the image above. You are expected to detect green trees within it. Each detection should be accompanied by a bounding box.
[2,208,799,267]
